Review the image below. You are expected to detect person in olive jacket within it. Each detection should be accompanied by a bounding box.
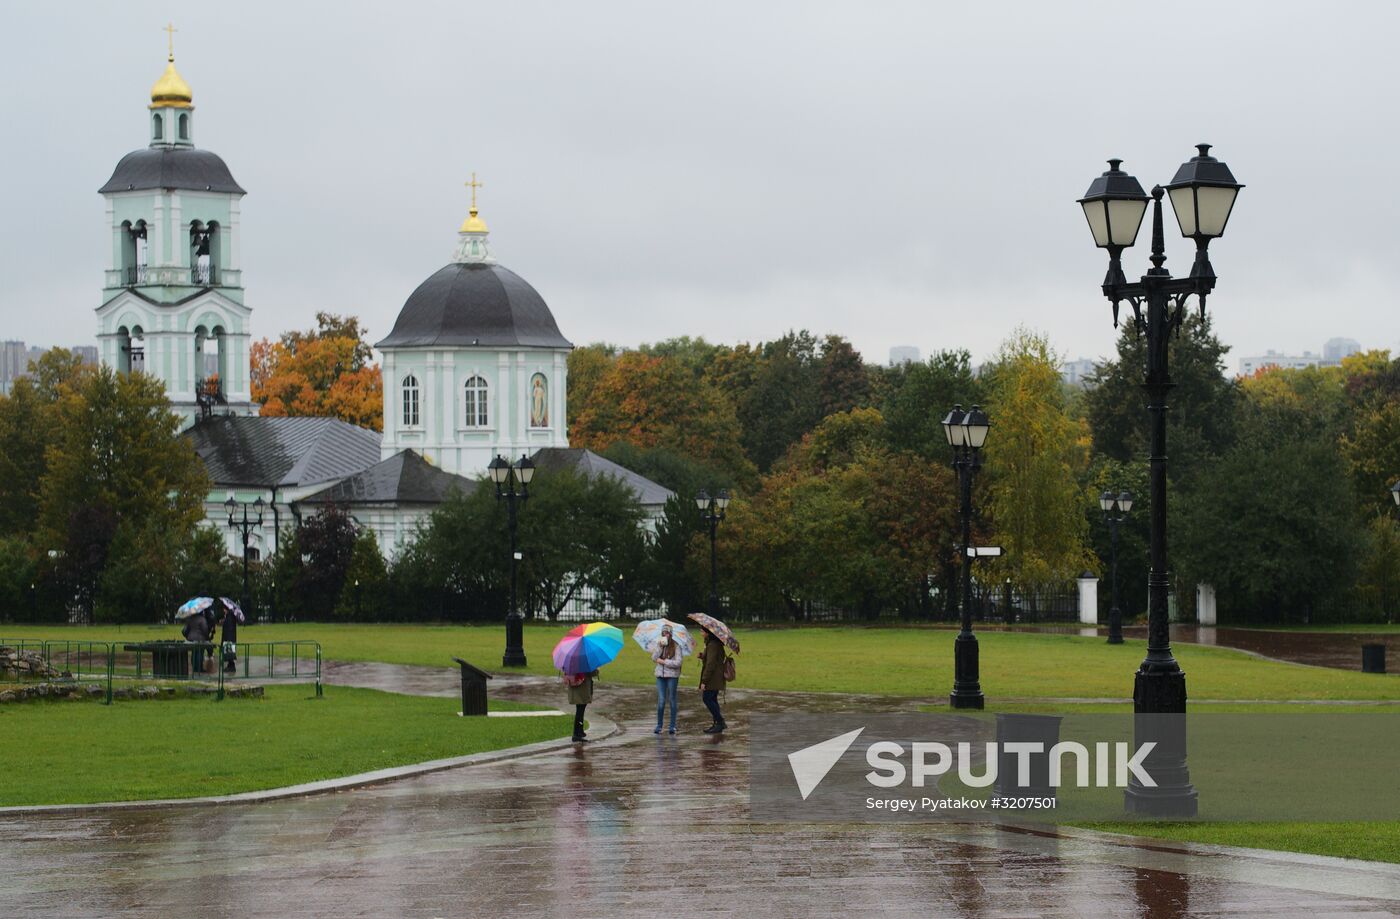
[698,627,727,734]
[567,670,598,743]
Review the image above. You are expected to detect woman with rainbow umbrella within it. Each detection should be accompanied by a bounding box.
[553,622,624,743]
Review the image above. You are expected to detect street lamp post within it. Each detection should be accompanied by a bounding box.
[1079,143,1242,817]
[942,404,990,710]
[695,489,730,617]
[490,454,535,667]
[1099,490,1134,644]
[224,496,265,618]
[354,579,361,620]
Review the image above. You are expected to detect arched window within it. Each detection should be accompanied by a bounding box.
[152,113,164,141]
[402,374,420,427]
[178,113,189,140]
[464,375,489,427]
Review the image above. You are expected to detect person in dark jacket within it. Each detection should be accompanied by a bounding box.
[698,627,727,734]
[181,608,213,674]
[220,604,239,674]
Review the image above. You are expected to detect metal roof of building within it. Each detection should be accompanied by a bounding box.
[529,448,675,508]
[298,449,480,506]
[185,416,382,488]
[375,263,572,349]
[99,147,246,195]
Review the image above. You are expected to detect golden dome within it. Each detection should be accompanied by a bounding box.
[459,206,489,234]
[150,58,193,109]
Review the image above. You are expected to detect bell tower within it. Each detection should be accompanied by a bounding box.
[96,25,255,428]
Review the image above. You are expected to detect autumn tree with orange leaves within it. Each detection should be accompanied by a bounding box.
[251,313,383,431]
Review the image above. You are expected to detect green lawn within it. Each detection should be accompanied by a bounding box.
[0,684,570,807]
[6,622,1397,700]
[1080,821,1400,864]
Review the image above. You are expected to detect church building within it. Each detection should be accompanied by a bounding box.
[98,43,671,563]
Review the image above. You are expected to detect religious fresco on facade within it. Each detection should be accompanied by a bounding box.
[530,373,549,427]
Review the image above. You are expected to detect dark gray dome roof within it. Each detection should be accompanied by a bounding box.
[376,262,572,349]
[99,147,245,194]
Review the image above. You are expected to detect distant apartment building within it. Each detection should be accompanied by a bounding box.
[0,341,100,393]
[1,341,26,384]
[1060,357,1099,387]
[1238,350,1322,376]
[1323,337,1361,363]
[888,345,920,367]
[1239,339,1362,377]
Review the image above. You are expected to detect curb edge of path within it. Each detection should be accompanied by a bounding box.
[0,715,617,817]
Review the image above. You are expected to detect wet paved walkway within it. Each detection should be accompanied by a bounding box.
[3,664,1399,917]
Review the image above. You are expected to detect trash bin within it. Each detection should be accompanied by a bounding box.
[993,713,1063,801]
[452,657,492,716]
[1363,643,1386,674]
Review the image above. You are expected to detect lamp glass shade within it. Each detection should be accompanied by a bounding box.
[516,456,535,486]
[1078,159,1148,249]
[962,406,990,449]
[1099,491,1115,512]
[715,490,731,511]
[942,407,966,447]
[487,456,510,486]
[1392,481,1400,506]
[1118,491,1134,513]
[1165,144,1243,239]
[695,489,710,511]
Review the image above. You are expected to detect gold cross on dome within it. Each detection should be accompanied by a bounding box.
[465,172,483,210]
[163,22,178,60]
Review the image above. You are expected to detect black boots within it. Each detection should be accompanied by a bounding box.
[702,721,727,734]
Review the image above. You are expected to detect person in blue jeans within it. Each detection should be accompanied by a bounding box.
[652,625,683,734]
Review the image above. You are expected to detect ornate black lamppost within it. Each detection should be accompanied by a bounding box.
[489,454,535,667]
[942,404,990,710]
[224,496,265,617]
[1079,143,1243,816]
[1099,490,1134,644]
[695,489,730,617]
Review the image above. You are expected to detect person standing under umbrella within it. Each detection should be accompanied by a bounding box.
[566,670,598,743]
[698,626,727,734]
[181,607,213,675]
[220,601,239,675]
[652,625,683,735]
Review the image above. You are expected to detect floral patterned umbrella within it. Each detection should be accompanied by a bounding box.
[631,618,695,657]
[175,597,214,620]
[687,612,740,653]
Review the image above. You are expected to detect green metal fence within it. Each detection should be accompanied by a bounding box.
[1,638,322,704]
[1,638,114,704]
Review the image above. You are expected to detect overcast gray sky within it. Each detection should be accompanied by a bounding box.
[2,1,1396,370]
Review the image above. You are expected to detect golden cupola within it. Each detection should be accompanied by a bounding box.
[150,57,193,109]
[150,24,192,109]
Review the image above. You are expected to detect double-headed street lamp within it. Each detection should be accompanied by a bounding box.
[224,496,265,617]
[942,403,990,710]
[489,454,535,668]
[1099,490,1134,645]
[1079,143,1243,817]
[695,489,730,617]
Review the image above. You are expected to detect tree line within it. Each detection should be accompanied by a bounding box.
[3,315,1397,625]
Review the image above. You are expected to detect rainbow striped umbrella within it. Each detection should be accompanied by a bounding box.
[552,622,625,675]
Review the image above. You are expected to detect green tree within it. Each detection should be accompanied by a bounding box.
[816,334,872,418]
[1083,314,1237,473]
[982,329,1094,591]
[1176,438,1360,622]
[875,350,981,459]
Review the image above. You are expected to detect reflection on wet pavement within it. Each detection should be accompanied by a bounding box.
[5,667,1400,917]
